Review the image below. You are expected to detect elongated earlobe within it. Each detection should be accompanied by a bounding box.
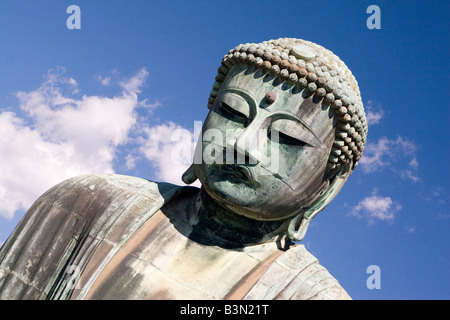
[288,211,309,242]
[182,164,198,185]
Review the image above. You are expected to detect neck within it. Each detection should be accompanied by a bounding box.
[194,187,290,248]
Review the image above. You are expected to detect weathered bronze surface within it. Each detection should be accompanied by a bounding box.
[0,38,366,300]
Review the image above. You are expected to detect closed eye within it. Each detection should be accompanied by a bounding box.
[269,117,320,147]
[269,129,308,146]
[221,102,248,125]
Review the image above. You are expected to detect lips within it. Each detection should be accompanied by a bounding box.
[220,164,259,186]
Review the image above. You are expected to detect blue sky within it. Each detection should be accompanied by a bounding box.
[0,0,448,300]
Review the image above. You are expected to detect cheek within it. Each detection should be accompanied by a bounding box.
[280,117,335,181]
[283,145,330,191]
[272,143,308,177]
[271,142,328,182]
[256,184,303,219]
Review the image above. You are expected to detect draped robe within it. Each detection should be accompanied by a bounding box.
[0,174,350,300]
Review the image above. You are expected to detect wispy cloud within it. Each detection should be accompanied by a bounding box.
[139,122,200,187]
[404,224,416,234]
[96,68,119,87]
[119,68,149,94]
[418,186,448,207]
[365,100,385,125]
[97,75,112,86]
[349,189,402,224]
[359,136,420,182]
[359,101,420,183]
[400,157,420,183]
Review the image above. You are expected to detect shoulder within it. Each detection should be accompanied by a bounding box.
[33,174,196,217]
[0,174,197,299]
[40,174,176,202]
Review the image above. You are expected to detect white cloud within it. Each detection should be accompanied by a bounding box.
[125,154,137,170]
[418,186,448,206]
[359,100,420,183]
[404,224,416,233]
[119,68,149,94]
[139,122,200,187]
[0,67,148,220]
[97,75,111,86]
[96,69,120,87]
[359,137,392,172]
[365,100,385,125]
[350,189,401,224]
[359,136,420,182]
[0,66,200,221]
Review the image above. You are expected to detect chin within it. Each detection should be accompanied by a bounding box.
[204,178,257,204]
[199,175,296,221]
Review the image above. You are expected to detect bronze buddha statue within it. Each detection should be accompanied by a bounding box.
[0,38,367,300]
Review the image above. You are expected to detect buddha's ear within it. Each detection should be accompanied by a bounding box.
[287,162,353,242]
[182,164,198,185]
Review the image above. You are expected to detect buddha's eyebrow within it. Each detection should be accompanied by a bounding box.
[270,111,323,145]
[223,87,257,111]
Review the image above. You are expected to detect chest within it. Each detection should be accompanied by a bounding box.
[80,210,282,299]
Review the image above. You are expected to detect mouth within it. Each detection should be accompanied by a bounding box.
[220,164,259,187]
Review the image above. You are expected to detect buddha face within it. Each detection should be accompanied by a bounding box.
[194,63,337,221]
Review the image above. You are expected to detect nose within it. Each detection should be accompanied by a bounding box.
[231,118,270,165]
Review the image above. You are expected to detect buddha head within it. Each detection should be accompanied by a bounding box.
[183,38,367,242]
